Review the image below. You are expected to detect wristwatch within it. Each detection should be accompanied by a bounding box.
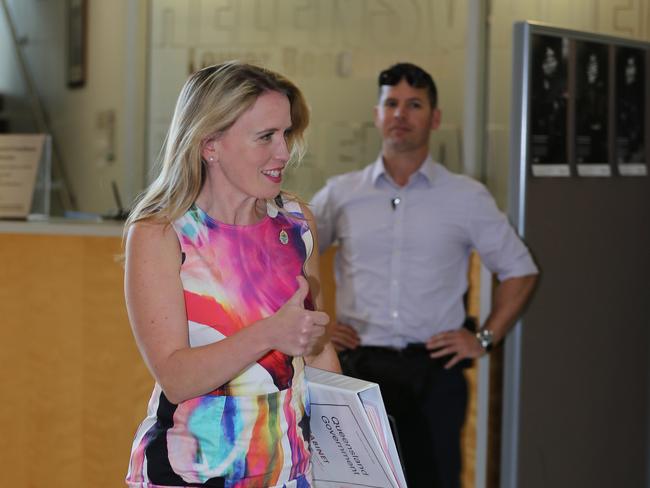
[475,328,494,352]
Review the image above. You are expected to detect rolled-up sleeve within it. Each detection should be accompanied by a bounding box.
[467,186,539,281]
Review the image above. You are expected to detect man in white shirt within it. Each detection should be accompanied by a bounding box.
[310,62,539,488]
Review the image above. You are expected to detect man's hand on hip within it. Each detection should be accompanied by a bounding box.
[331,322,361,352]
[426,328,485,369]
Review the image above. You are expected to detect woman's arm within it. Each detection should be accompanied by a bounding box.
[300,204,342,373]
[125,220,329,403]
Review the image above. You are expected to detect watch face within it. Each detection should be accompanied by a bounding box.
[477,329,493,350]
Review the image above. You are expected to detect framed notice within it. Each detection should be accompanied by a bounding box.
[574,41,611,176]
[0,134,50,218]
[615,46,647,176]
[529,34,570,176]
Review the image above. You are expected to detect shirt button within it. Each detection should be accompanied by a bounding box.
[391,280,398,287]
[391,311,399,318]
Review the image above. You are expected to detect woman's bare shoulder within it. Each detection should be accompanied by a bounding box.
[126,218,180,262]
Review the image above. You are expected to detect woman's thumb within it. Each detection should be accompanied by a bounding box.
[286,275,308,308]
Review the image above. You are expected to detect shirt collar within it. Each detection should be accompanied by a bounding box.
[371,154,437,187]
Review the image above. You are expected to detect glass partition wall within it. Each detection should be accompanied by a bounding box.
[146,0,468,199]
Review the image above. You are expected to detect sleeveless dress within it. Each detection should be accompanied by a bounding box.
[126,198,314,488]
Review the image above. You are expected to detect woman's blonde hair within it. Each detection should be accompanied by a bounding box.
[125,61,310,231]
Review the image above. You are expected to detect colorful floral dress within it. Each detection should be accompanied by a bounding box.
[127,198,313,488]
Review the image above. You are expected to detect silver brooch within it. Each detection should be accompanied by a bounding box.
[279,229,289,245]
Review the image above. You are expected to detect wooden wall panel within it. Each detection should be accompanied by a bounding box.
[0,234,151,487]
[462,253,481,488]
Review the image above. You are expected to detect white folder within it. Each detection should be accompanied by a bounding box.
[305,366,407,488]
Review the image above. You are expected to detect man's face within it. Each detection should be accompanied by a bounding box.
[374,79,440,153]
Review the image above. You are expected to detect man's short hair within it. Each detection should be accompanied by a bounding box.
[378,63,437,108]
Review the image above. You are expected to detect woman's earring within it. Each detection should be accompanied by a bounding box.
[209,156,214,162]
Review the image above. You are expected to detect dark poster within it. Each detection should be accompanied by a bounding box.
[615,46,647,176]
[530,34,570,176]
[575,41,611,176]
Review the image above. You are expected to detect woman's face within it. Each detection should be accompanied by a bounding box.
[203,90,293,200]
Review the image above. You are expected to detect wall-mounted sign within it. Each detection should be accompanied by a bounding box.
[67,0,87,88]
[530,34,570,177]
[615,46,647,176]
[0,134,48,218]
[574,40,611,177]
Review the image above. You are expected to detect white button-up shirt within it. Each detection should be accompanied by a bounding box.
[310,156,539,348]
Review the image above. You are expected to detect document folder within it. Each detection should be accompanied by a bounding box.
[305,366,407,488]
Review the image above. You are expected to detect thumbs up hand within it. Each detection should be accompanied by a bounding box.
[266,276,329,356]
[285,275,310,309]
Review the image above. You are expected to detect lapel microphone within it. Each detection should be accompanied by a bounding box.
[391,197,401,210]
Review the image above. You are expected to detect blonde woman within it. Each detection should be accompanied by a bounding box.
[124,62,340,487]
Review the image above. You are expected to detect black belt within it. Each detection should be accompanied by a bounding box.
[359,343,430,356]
[346,343,473,369]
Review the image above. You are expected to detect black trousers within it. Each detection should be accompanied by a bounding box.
[340,346,469,488]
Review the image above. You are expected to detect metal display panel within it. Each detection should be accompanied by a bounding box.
[505,21,650,488]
